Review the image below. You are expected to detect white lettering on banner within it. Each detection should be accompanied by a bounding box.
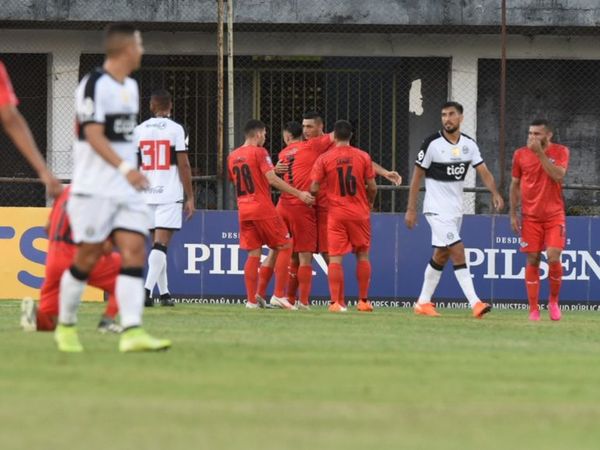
[211,244,226,274]
[313,253,328,276]
[561,251,577,281]
[502,249,525,279]
[465,248,484,279]
[184,244,210,274]
[483,248,499,279]
[578,251,600,281]
[228,245,244,275]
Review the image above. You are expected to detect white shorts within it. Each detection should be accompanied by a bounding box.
[148,202,183,230]
[68,194,151,244]
[425,214,463,248]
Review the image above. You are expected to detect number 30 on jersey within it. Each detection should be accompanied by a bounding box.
[140,139,171,170]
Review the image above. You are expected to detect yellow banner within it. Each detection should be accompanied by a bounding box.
[0,207,103,301]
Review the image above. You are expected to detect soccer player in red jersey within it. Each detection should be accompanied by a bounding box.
[310,120,377,313]
[0,60,62,197]
[510,119,569,322]
[228,120,314,309]
[20,186,121,333]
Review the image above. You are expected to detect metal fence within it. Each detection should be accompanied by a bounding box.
[0,1,599,215]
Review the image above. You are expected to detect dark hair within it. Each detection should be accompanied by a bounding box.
[104,23,138,55]
[151,89,172,111]
[283,121,303,139]
[441,101,464,114]
[333,120,353,141]
[244,119,266,136]
[530,118,553,131]
[302,111,323,123]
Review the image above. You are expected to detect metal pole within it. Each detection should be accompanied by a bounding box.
[226,0,235,209]
[499,0,507,192]
[216,0,225,209]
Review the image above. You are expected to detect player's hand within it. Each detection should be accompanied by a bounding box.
[41,172,63,198]
[102,239,114,255]
[527,137,544,156]
[492,193,505,212]
[184,198,195,221]
[297,191,315,206]
[510,214,521,235]
[275,160,289,175]
[384,170,402,186]
[126,169,149,191]
[405,209,418,229]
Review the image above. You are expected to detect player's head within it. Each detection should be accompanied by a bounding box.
[333,120,353,143]
[150,89,172,117]
[441,101,464,134]
[302,111,324,139]
[244,119,267,146]
[283,121,303,145]
[104,23,144,71]
[528,119,553,146]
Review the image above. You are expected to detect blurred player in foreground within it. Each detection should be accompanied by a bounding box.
[510,119,569,321]
[405,101,504,318]
[310,120,377,312]
[228,119,314,309]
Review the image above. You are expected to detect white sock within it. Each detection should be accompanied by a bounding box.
[417,260,443,305]
[157,261,169,295]
[454,265,480,307]
[144,247,167,293]
[117,270,145,329]
[58,268,87,325]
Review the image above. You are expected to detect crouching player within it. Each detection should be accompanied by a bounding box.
[20,186,121,333]
[310,120,377,312]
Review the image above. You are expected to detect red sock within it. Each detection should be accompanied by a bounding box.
[104,293,118,319]
[548,261,563,304]
[525,264,540,312]
[328,263,344,306]
[274,246,293,298]
[36,311,56,331]
[297,265,313,306]
[244,255,261,303]
[357,260,371,301]
[287,262,299,304]
[257,265,274,298]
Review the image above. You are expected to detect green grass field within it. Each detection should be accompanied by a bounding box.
[2,301,600,450]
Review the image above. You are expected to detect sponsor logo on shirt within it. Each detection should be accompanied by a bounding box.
[417,150,425,162]
[446,163,467,180]
[146,122,167,130]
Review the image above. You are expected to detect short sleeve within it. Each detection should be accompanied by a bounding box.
[0,62,18,107]
[226,155,234,181]
[554,146,569,170]
[257,147,275,174]
[77,73,106,124]
[175,124,188,151]
[511,150,521,179]
[471,143,484,167]
[311,155,326,184]
[365,153,375,180]
[415,141,433,169]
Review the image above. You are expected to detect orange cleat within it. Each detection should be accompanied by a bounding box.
[328,302,348,313]
[357,299,374,312]
[472,301,492,318]
[414,302,441,317]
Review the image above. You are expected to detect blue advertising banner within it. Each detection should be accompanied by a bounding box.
[166,211,600,310]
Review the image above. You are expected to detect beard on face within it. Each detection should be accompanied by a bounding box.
[444,124,459,134]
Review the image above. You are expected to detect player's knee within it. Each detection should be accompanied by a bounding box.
[526,252,542,266]
[546,248,562,263]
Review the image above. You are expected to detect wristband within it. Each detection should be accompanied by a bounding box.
[118,161,133,176]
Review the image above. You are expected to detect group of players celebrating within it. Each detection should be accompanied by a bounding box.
[0,23,569,354]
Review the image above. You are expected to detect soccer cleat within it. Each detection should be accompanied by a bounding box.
[328,302,347,313]
[297,302,311,311]
[472,301,492,319]
[54,325,84,353]
[245,301,260,309]
[529,309,541,321]
[290,303,299,311]
[549,303,562,321]
[97,316,123,334]
[159,293,175,307]
[414,302,441,317]
[20,297,37,332]
[270,295,293,310]
[144,289,154,308]
[255,294,268,309]
[357,299,374,312]
[119,327,171,352]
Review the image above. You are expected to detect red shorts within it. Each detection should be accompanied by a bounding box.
[520,218,566,253]
[39,245,121,316]
[239,216,290,250]
[277,202,317,253]
[316,207,329,254]
[327,217,371,256]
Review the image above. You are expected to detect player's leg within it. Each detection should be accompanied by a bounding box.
[347,219,373,312]
[293,204,317,309]
[545,220,566,321]
[88,252,122,333]
[520,219,545,321]
[240,220,263,308]
[264,216,294,309]
[257,249,276,305]
[287,253,300,305]
[297,252,313,309]
[277,204,298,305]
[327,218,350,312]
[153,228,176,306]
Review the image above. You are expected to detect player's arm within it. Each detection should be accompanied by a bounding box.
[265,170,314,206]
[372,161,402,186]
[176,152,195,220]
[405,165,425,229]
[309,180,320,197]
[509,177,521,235]
[0,104,62,197]
[84,124,148,190]
[537,152,566,182]
[366,178,377,208]
[475,163,504,212]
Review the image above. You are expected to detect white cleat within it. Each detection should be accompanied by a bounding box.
[290,303,298,311]
[20,297,37,332]
[245,301,260,309]
[270,295,293,310]
[255,295,268,309]
[297,303,311,311]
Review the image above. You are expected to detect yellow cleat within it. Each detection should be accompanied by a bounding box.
[54,324,84,353]
[119,327,171,353]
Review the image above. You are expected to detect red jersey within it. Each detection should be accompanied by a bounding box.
[311,145,375,221]
[0,62,18,107]
[512,143,569,221]
[47,186,74,246]
[278,134,333,207]
[228,145,277,221]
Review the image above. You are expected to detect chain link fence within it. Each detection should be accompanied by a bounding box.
[0,1,599,214]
